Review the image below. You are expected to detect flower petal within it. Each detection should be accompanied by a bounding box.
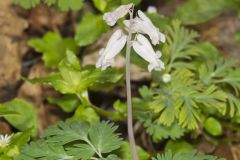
[124,10,165,45]
[132,34,165,72]
[103,3,133,26]
[96,29,127,70]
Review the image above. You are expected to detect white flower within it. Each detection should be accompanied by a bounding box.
[0,134,12,148]
[162,73,171,83]
[96,29,127,70]
[124,10,165,45]
[147,6,157,13]
[103,3,133,26]
[132,34,165,72]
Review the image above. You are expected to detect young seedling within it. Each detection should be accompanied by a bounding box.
[96,3,165,160]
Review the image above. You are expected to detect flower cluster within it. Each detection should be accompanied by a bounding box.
[96,3,165,72]
[0,134,12,148]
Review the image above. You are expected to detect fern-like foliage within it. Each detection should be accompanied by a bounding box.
[152,150,224,160]
[145,120,185,142]
[196,42,240,117]
[151,69,226,130]
[164,20,199,72]
[132,86,185,142]
[17,121,123,160]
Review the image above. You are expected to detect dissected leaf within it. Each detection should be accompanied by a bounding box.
[17,141,73,160]
[145,120,185,142]
[89,122,122,154]
[151,69,226,130]
[153,150,224,160]
[164,20,199,72]
[41,121,122,159]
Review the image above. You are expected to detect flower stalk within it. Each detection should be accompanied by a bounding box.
[95,3,165,160]
[125,7,139,160]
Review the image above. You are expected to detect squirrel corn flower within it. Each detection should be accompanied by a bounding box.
[0,134,12,148]
[96,29,127,69]
[132,34,165,72]
[103,3,133,26]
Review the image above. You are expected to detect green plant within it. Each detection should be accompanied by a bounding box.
[6,1,239,159]
[152,150,224,160]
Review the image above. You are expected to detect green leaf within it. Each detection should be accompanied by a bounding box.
[100,155,121,160]
[17,141,73,160]
[71,106,100,124]
[66,143,95,160]
[234,31,240,43]
[25,52,122,94]
[117,142,149,160]
[14,0,40,9]
[174,0,235,25]
[204,117,222,136]
[15,0,83,11]
[145,121,185,142]
[113,100,127,118]
[93,0,121,12]
[55,0,83,11]
[0,105,18,116]
[28,32,78,67]
[75,13,109,46]
[41,121,122,159]
[4,130,32,158]
[47,95,80,113]
[93,0,108,12]
[164,20,199,72]
[227,93,240,117]
[151,69,226,130]
[165,140,193,154]
[121,0,141,5]
[1,99,38,135]
[89,122,122,154]
[139,86,154,100]
[152,150,224,160]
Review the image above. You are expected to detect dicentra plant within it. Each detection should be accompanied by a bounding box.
[1,0,239,159]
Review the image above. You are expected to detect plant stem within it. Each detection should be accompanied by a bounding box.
[125,7,139,160]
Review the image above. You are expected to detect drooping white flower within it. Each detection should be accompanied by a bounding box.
[103,3,133,26]
[96,29,127,70]
[132,34,165,72]
[147,6,157,13]
[162,73,171,83]
[0,134,12,148]
[124,10,165,45]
